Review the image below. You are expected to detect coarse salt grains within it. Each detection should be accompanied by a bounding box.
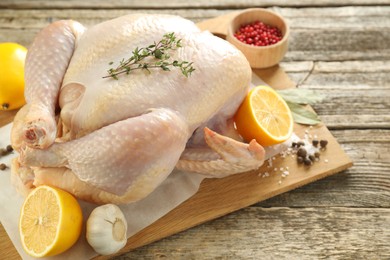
[258,126,330,184]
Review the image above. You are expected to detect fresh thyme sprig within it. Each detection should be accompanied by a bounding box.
[103,32,195,79]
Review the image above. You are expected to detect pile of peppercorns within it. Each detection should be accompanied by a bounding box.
[234,20,283,46]
[0,144,13,170]
[292,138,328,166]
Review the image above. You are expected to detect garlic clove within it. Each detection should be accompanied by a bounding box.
[86,204,128,255]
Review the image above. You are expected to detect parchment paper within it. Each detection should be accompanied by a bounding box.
[0,74,291,259]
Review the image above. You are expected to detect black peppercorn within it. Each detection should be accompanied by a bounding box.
[297,148,307,158]
[0,163,6,170]
[320,140,328,148]
[309,155,315,162]
[297,156,304,164]
[6,145,13,152]
[312,140,319,147]
[0,148,7,156]
[304,158,312,166]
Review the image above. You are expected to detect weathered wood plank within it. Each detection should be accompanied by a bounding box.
[113,207,390,260]
[279,61,390,128]
[1,7,389,61]
[0,9,229,29]
[286,29,390,61]
[320,115,390,129]
[1,7,390,29]
[2,0,390,9]
[282,60,390,85]
[277,5,390,17]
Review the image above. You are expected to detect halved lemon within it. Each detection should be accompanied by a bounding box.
[19,185,83,258]
[234,85,293,146]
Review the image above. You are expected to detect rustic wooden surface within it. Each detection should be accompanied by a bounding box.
[0,1,389,259]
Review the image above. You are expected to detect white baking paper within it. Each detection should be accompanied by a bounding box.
[0,126,205,260]
[0,74,291,259]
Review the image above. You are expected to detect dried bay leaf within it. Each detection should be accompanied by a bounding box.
[286,101,322,125]
[275,88,324,125]
[277,89,325,105]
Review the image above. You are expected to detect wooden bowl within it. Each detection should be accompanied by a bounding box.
[226,8,289,69]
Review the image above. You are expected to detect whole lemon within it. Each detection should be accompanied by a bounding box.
[0,42,27,110]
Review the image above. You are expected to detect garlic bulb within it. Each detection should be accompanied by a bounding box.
[86,204,128,255]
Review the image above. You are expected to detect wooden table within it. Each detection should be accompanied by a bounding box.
[1,1,389,259]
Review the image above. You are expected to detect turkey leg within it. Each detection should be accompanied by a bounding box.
[19,108,190,197]
[11,20,85,150]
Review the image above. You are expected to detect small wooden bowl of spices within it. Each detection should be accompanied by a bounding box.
[226,8,289,69]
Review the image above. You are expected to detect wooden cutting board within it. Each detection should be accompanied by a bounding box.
[0,13,353,259]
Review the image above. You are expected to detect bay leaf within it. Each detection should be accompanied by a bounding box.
[277,89,325,105]
[286,101,322,125]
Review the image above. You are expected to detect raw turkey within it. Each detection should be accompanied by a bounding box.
[11,14,266,204]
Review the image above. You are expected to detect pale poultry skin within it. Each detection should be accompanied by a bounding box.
[11,14,265,204]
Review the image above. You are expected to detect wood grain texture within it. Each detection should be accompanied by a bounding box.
[280,60,390,129]
[0,225,20,260]
[1,6,390,62]
[2,0,390,9]
[0,1,389,259]
[114,207,390,260]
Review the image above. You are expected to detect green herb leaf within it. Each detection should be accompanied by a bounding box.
[103,32,195,79]
[176,39,182,47]
[286,101,322,125]
[277,89,325,105]
[154,49,163,59]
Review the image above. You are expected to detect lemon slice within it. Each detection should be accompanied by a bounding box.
[234,85,293,146]
[19,185,83,257]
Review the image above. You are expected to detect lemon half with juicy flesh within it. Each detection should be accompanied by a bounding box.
[19,185,83,258]
[234,85,293,146]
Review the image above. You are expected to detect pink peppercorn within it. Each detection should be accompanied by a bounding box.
[234,20,283,46]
